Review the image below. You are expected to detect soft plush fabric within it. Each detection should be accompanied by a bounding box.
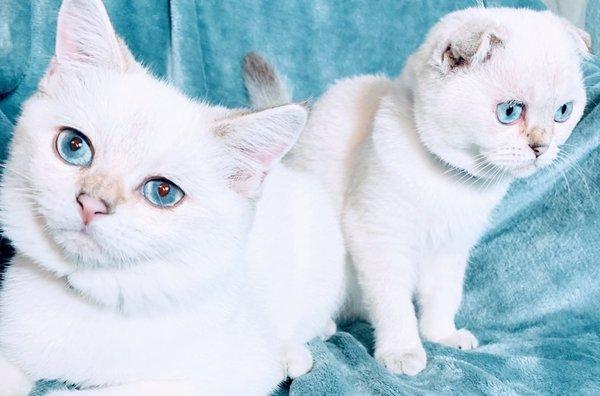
[1,0,599,394]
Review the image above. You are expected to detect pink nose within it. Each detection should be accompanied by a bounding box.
[76,193,108,226]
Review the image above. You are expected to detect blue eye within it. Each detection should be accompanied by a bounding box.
[142,178,185,208]
[496,101,524,124]
[554,101,573,123]
[56,128,93,166]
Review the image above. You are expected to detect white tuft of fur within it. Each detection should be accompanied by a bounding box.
[283,8,589,376]
[0,0,345,393]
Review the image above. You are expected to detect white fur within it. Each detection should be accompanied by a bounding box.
[0,0,345,393]
[248,164,345,378]
[286,8,589,375]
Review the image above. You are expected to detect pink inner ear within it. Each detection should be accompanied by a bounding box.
[56,18,82,62]
[253,143,288,168]
[230,169,267,198]
[230,143,289,197]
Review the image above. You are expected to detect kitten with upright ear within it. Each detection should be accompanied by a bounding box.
[0,0,345,393]
[56,0,138,69]
[244,8,591,376]
[214,104,306,197]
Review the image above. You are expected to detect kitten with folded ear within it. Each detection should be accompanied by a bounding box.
[245,8,591,376]
[0,0,344,393]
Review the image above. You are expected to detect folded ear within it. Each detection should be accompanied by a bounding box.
[434,20,505,74]
[214,104,308,197]
[560,18,593,58]
[53,0,135,72]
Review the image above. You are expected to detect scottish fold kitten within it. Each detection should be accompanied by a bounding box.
[0,0,344,394]
[244,8,591,376]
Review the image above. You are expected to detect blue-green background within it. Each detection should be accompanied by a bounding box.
[1,1,599,394]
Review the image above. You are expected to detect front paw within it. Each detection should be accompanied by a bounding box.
[0,356,33,396]
[375,345,427,376]
[319,319,337,341]
[438,328,478,350]
[284,343,314,379]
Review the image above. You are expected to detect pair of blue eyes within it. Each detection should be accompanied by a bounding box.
[55,128,184,208]
[496,101,573,124]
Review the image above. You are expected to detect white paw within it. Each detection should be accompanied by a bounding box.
[284,344,314,378]
[376,345,427,376]
[0,356,33,396]
[319,319,337,340]
[439,328,479,350]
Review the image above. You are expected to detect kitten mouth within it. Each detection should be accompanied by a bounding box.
[55,229,103,261]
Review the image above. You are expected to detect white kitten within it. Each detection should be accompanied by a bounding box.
[0,0,345,394]
[244,8,591,376]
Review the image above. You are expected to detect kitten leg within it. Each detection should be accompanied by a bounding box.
[284,343,314,378]
[418,253,478,350]
[345,208,426,375]
[46,380,196,396]
[354,255,426,375]
[0,354,33,396]
[369,288,426,376]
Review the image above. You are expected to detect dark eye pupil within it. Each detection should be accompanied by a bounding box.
[70,136,83,151]
[157,182,170,197]
[506,106,514,116]
[561,104,567,114]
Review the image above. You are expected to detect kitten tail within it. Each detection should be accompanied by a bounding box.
[243,52,293,109]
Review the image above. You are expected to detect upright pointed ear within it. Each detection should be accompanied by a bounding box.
[434,20,506,74]
[53,0,135,71]
[213,104,308,197]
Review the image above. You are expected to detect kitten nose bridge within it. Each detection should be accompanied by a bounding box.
[77,172,125,225]
[526,127,552,158]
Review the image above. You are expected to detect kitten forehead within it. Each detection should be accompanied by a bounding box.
[430,8,586,103]
[438,8,586,59]
[32,67,226,185]
[489,12,584,103]
[44,69,210,139]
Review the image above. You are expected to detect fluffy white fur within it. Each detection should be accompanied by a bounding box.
[0,0,345,394]
[246,8,590,376]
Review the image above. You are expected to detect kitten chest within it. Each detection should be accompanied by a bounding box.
[0,257,280,388]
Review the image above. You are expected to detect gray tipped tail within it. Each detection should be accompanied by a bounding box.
[243,52,293,109]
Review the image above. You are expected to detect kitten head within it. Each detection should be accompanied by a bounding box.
[409,8,591,179]
[0,0,306,275]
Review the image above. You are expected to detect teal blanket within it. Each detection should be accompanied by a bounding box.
[1,1,599,394]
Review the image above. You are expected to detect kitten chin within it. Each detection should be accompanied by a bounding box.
[54,230,103,264]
